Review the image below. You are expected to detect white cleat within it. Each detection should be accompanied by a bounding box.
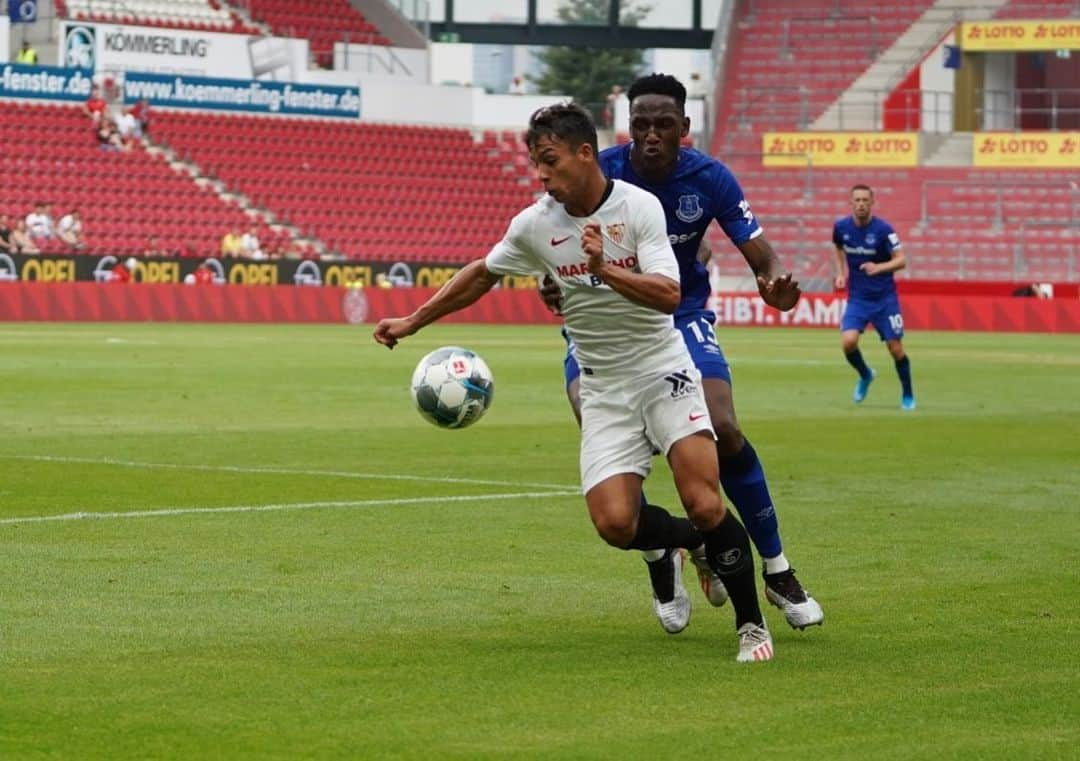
[649,549,692,635]
[688,543,729,607]
[736,621,774,663]
[764,568,824,630]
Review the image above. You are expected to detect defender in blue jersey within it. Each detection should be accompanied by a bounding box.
[542,74,824,632]
[832,184,915,410]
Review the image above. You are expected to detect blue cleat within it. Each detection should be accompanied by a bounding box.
[901,394,916,411]
[853,369,876,404]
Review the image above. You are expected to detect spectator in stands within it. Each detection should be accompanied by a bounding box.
[115,109,139,144]
[15,41,38,64]
[1012,283,1052,299]
[129,99,151,137]
[96,118,128,152]
[110,258,133,283]
[0,214,11,254]
[221,228,244,257]
[57,209,86,250]
[241,226,264,260]
[603,84,623,129]
[83,86,108,124]
[509,75,526,95]
[193,262,218,285]
[25,202,53,243]
[143,235,167,257]
[11,219,38,254]
[686,72,707,99]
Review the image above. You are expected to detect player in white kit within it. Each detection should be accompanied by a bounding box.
[373,103,773,662]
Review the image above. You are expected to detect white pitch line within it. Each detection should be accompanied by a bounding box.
[0,490,581,526]
[1,454,579,491]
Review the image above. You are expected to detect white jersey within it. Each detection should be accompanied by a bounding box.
[485,179,690,377]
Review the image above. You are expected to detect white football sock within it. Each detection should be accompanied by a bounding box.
[763,552,790,575]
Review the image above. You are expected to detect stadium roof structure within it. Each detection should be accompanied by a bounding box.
[431,0,713,49]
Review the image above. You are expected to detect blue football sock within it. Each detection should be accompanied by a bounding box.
[718,439,782,560]
[845,348,872,379]
[895,355,913,397]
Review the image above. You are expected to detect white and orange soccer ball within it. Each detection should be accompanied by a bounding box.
[410,346,495,429]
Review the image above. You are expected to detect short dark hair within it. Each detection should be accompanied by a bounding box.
[851,184,874,196]
[628,73,687,110]
[525,102,598,157]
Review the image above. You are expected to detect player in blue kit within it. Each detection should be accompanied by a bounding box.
[542,74,824,632]
[832,184,915,410]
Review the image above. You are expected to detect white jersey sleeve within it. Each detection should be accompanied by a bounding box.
[631,191,680,283]
[485,208,545,277]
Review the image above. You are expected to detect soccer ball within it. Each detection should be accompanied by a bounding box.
[410,346,495,429]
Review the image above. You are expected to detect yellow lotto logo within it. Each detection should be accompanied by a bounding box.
[762,133,919,167]
[960,20,1080,51]
[973,132,1080,168]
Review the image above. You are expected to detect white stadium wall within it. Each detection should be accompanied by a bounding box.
[332,43,430,85]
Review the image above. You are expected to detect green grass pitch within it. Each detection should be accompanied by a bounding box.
[1,323,1077,759]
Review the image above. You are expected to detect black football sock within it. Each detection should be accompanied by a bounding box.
[895,355,913,397]
[701,510,764,628]
[845,348,872,379]
[628,503,704,551]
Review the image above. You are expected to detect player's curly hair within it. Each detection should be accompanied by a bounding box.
[525,102,599,157]
[628,73,687,110]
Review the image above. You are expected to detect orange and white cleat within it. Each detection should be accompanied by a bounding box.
[688,543,729,607]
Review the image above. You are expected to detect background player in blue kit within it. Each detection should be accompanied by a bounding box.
[542,74,824,631]
[832,184,915,410]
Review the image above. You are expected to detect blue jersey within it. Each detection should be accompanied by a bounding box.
[599,144,762,315]
[832,216,901,301]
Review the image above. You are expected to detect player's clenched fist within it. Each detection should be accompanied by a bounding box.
[373,317,415,349]
[582,223,605,276]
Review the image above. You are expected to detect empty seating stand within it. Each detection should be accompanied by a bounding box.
[59,0,261,34]
[151,111,537,262]
[240,0,392,68]
[0,102,275,257]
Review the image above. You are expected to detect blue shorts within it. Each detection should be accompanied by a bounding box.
[841,294,905,341]
[562,310,732,387]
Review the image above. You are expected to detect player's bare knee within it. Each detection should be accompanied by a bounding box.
[591,510,635,548]
[682,490,726,532]
[842,336,859,354]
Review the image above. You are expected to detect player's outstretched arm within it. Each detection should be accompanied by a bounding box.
[582,223,680,313]
[373,259,500,349]
[737,235,800,311]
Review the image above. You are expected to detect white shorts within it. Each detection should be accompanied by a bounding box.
[578,365,714,494]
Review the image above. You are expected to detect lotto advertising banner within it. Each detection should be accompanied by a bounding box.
[763,133,919,167]
[123,72,361,118]
[59,21,309,81]
[0,63,93,102]
[960,20,1080,51]
[0,254,538,289]
[973,132,1080,168]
